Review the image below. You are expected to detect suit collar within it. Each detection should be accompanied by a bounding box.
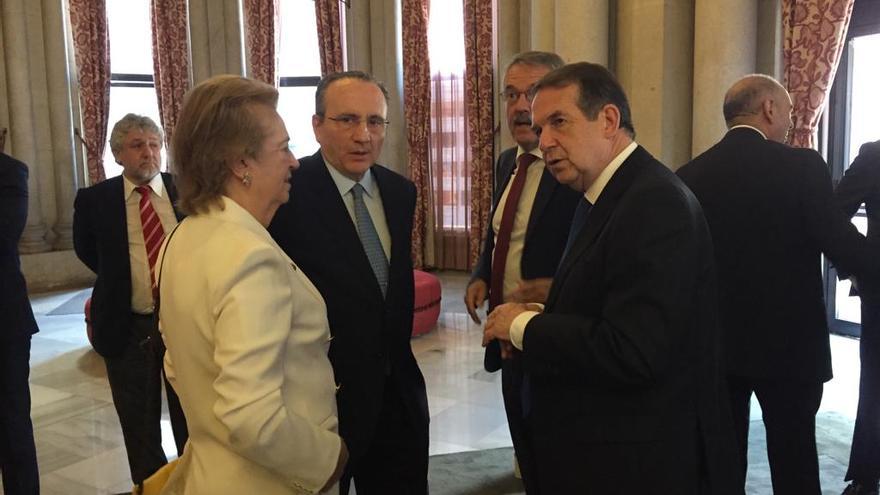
[584,141,637,205]
[550,146,650,302]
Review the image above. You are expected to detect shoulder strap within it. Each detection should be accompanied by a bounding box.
[154,221,183,319]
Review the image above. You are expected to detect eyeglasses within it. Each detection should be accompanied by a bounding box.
[502,88,535,103]
[326,115,390,132]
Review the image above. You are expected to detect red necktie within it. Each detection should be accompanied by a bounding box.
[489,153,538,309]
[135,185,166,289]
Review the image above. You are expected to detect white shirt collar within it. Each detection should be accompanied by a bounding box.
[123,172,166,200]
[323,155,377,198]
[584,141,638,205]
[729,124,767,140]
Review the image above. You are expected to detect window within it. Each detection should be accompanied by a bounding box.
[104,0,163,178]
[825,0,880,337]
[277,0,323,158]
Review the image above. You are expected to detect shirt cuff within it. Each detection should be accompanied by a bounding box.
[510,311,540,350]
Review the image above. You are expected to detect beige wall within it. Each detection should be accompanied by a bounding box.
[7,0,784,290]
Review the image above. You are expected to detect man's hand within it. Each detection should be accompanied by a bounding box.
[483,302,531,347]
[509,278,553,304]
[464,279,488,324]
[321,439,349,493]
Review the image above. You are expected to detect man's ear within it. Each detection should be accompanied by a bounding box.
[761,99,775,124]
[602,104,622,137]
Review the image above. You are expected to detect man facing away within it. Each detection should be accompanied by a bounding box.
[464,50,580,493]
[678,74,879,495]
[835,139,880,495]
[269,71,429,495]
[73,114,188,489]
[484,62,739,494]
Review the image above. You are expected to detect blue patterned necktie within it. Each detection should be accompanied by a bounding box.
[351,183,389,297]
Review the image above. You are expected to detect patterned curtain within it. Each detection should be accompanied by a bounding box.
[69,0,110,184]
[402,0,431,269]
[463,0,494,268]
[782,0,854,149]
[315,0,345,74]
[243,0,278,85]
[151,0,191,154]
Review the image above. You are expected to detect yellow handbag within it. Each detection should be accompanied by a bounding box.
[133,458,179,495]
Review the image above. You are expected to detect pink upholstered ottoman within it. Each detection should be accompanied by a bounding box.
[412,270,441,336]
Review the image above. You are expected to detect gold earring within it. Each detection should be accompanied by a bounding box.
[242,171,252,187]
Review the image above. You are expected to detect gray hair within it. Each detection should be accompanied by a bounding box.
[109,114,163,153]
[722,74,786,125]
[505,51,565,76]
[314,70,390,117]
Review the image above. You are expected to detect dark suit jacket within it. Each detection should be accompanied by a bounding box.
[73,173,182,358]
[524,146,737,493]
[0,153,38,340]
[268,151,429,461]
[835,140,880,296]
[472,147,580,371]
[678,128,878,382]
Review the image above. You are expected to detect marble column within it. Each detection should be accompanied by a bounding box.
[692,0,756,156]
[555,0,608,65]
[616,0,693,168]
[529,0,555,52]
[2,0,51,253]
[189,0,245,84]
[496,0,522,153]
[44,0,79,249]
[756,0,782,79]
[367,0,406,178]
[346,0,372,71]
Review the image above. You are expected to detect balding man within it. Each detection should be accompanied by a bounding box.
[678,75,879,494]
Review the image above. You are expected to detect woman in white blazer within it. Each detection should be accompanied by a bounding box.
[156,75,347,495]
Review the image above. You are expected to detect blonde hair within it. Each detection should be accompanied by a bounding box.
[172,75,278,215]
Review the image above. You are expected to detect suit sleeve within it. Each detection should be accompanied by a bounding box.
[73,189,99,272]
[801,149,878,278]
[0,161,28,255]
[523,185,702,388]
[210,243,341,493]
[835,144,880,219]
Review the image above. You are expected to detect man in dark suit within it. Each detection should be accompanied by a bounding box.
[0,152,40,495]
[678,75,879,495]
[835,140,880,495]
[464,50,579,493]
[484,62,738,494]
[73,114,187,488]
[269,71,429,495]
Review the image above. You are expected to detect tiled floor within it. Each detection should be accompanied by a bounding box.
[7,271,868,494]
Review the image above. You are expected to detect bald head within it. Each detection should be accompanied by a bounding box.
[722,74,793,143]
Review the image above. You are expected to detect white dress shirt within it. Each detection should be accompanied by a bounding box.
[324,158,392,260]
[491,147,546,301]
[123,173,177,314]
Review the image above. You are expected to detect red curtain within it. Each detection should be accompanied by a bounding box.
[315,0,345,74]
[463,0,494,268]
[402,0,431,269]
[243,0,278,85]
[69,0,110,184]
[782,0,854,149]
[151,0,191,153]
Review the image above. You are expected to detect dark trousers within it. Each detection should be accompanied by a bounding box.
[104,314,188,484]
[502,352,539,494]
[339,379,428,495]
[0,335,39,495]
[727,375,823,495]
[846,295,880,483]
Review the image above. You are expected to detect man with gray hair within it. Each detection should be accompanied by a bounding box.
[73,113,187,490]
[678,75,880,494]
[465,51,580,493]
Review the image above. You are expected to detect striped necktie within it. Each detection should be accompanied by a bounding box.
[351,183,389,297]
[135,185,166,289]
